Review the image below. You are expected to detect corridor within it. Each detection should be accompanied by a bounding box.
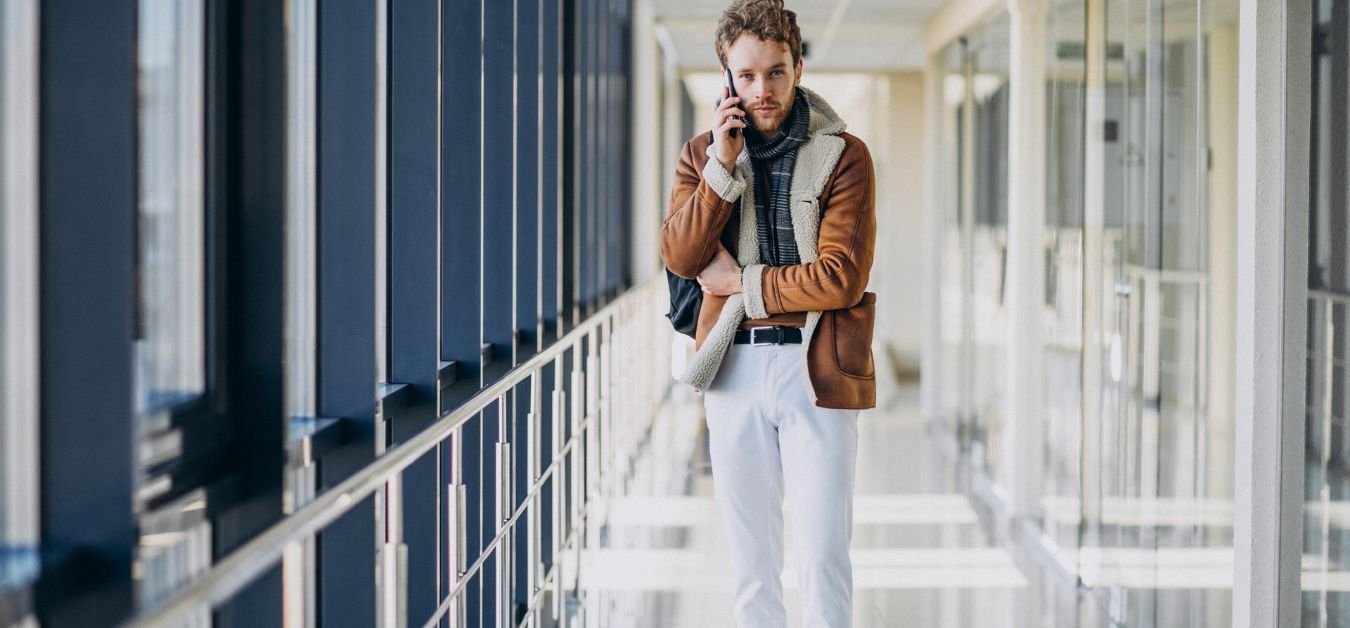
[573,380,1025,627]
[0,0,1336,626]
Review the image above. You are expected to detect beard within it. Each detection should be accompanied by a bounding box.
[750,111,787,134]
[746,97,793,135]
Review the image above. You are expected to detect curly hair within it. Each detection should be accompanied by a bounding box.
[714,0,803,68]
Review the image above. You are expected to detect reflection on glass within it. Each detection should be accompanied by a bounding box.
[934,0,1239,620]
[967,14,1011,484]
[1303,0,1350,623]
[937,14,1012,485]
[1042,0,1088,567]
[136,0,205,415]
[1079,0,1239,622]
[1,0,39,557]
[285,0,317,433]
[133,0,212,609]
[281,0,318,623]
[938,41,965,438]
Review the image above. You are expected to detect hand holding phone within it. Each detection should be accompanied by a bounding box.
[713,67,747,171]
[723,68,746,139]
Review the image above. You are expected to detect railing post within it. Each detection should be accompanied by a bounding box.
[446,426,467,628]
[495,397,513,628]
[376,473,407,628]
[550,355,566,626]
[570,361,584,536]
[586,330,600,514]
[527,370,543,627]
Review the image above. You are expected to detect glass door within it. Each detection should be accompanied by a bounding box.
[1302,0,1350,623]
[1083,0,1238,623]
[937,13,1012,482]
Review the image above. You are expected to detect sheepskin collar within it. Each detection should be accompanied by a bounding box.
[801,85,847,136]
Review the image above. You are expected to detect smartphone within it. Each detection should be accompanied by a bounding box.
[724,67,745,139]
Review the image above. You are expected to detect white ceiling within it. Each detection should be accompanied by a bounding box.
[649,0,946,72]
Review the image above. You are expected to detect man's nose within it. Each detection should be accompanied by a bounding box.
[754,79,770,100]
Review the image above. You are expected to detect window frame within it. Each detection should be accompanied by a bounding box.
[1,0,41,571]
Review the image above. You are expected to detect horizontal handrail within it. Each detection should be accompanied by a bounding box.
[1310,288,1350,306]
[126,282,654,628]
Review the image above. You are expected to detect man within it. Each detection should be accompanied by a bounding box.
[658,1,877,626]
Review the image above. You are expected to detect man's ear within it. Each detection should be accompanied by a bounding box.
[794,58,804,86]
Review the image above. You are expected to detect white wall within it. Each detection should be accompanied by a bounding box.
[870,71,928,372]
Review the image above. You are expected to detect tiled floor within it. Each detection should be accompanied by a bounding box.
[570,375,1030,627]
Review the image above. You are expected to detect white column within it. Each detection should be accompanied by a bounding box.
[1206,20,1239,521]
[921,52,947,425]
[1232,0,1311,622]
[1079,0,1107,544]
[1002,0,1047,522]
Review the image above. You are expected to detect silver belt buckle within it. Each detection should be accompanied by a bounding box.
[748,326,776,346]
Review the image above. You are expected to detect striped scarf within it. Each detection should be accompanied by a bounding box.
[745,88,811,266]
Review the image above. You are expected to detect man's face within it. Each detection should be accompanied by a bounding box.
[724,35,802,137]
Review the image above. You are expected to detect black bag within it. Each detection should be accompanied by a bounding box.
[665,202,739,339]
[665,270,703,339]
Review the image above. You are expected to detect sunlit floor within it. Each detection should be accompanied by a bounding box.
[568,372,1036,627]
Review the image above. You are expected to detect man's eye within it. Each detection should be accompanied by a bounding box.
[772,70,783,76]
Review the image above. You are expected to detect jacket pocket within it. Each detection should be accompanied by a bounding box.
[831,291,876,378]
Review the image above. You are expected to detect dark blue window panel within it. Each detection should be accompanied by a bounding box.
[517,0,542,358]
[442,0,485,392]
[483,0,517,383]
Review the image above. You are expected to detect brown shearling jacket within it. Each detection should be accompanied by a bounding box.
[660,119,878,410]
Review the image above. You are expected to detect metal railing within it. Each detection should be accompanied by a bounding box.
[127,279,671,627]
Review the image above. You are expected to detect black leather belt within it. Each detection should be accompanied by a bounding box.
[733,326,803,345]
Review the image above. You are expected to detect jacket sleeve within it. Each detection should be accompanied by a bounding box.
[659,138,746,279]
[741,137,876,317]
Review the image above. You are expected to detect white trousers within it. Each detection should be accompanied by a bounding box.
[703,342,859,628]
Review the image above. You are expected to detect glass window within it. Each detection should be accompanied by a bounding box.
[1,0,40,562]
[937,13,1011,481]
[1041,0,1088,566]
[938,40,965,436]
[1079,0,1239,623]
[135,0,206,417]
[1303,0,1350,622]
[133,0,212,608]
[281,1,317,623]
[966,14,1011,481]
[285,0,317,432]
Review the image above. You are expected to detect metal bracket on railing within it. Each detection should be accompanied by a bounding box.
[438,360,458,390]
[445,481,467,628]
[376,541,407,628]
[496,442,512,530]
[376,383,414,454]
[286,416,345,468]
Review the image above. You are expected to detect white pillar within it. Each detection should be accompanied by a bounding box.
[1206,20,1239,522]
[1002,0,1047,522]
[921,51,947,425]
[1079,0,1107,543]
[1232,0,1311,622]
